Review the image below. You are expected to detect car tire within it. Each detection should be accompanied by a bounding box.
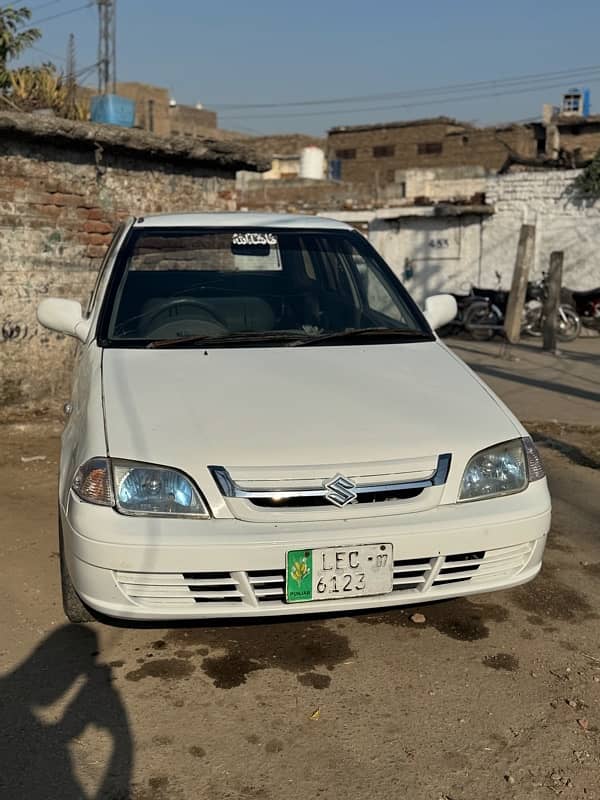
[59,516,95,624]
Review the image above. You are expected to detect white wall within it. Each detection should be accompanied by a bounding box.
[369,214,483,306]
[482,170,600,291]
[395,166,487,202]
[369,169,600,306]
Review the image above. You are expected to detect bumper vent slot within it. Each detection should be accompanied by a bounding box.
[115,570,243,605]
[248,569,285,602]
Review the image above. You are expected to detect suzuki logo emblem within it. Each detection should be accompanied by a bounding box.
[324,474,358,507]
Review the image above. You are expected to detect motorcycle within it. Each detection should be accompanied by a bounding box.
[462,272,581,342]
[561,286,600,332]
[437,291,486,338]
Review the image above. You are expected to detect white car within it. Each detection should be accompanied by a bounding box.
[38,213,550,622]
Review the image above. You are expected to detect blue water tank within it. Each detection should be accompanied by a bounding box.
[583,88,591,117]
[90,94,136,128]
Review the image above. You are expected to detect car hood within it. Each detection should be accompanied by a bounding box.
[102,342,519,478]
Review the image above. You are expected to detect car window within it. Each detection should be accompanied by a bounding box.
[100,228,428,345]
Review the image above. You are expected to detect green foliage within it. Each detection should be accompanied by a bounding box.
[573,149,600,198]
[0,5,41,88]
[8,62,89,119]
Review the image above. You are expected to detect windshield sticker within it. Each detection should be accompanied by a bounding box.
[232,233,277,246]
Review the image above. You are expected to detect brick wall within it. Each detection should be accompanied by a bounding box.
[116,82,171,136]
[0,113,264,411]
[328,119,538,184]
[169,104,218,136]
[557,119,600,160]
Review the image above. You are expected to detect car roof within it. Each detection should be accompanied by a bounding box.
[133,212,353,231]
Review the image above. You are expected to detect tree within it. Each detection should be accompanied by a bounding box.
[0,5,41,89]
[573,149,600,199]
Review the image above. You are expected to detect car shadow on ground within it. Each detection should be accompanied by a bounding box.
[468,362,600,403]
[0,625,132,800]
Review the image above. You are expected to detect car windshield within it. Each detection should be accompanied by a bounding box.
[100,227,430,346]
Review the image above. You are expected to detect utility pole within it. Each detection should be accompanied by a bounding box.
[542,251,564,353]
[97,0,116,95]
[65,32,77,118]
[504,224,536,344]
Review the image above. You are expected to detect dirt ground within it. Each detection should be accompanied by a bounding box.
[1,420,599,800]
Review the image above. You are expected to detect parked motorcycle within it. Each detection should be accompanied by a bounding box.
[437,291,485,338]
[561,286,600,332]
[462,273,581,342]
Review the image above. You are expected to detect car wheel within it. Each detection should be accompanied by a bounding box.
[59,516,94,623]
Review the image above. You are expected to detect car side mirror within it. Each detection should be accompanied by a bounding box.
[37,298,92,342]
[423,294,457,330]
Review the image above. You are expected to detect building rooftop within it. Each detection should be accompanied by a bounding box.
[0,111,270,172]
[328,116,470,134]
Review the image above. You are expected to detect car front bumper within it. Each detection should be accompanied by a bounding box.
[61,480,551,620]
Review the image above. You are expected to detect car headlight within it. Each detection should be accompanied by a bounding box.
[72,458,209,518]
[459,437,544,502]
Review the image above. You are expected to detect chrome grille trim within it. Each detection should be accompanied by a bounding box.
[209,454,451,505]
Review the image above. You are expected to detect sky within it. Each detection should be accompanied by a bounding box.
[16,0,600,136]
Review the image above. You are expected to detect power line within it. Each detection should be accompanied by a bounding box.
[220,74,600,121]
[76,60,100,80]
[215,64,600,112]
[23,2,94,30]
[29,0,69,12]
[30,44,67,62]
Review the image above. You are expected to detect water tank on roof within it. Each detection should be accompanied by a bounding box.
[91,94,136,128]
[299,146,325,180]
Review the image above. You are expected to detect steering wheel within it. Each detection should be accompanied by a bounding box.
[144,298,229,338]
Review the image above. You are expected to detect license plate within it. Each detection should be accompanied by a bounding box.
[286,544,393,603]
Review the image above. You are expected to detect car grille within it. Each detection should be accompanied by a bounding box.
[114,571,244,606]
[114,542,534,611]
[208,454,451,520]
[249,486,425,508]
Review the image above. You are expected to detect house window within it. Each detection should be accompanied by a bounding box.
[563,94,582,113]
[417,142,443,155]
[373,145,395,158]
[336,148,357,160]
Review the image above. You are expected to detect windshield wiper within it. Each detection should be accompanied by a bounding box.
[146,331,310,349]
[146,327,431,349]
[292,327,432,346]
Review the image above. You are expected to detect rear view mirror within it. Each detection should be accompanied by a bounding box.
[37,298,91,342]
[423,294,458,331]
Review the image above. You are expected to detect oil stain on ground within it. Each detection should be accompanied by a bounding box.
[356,597,509,641]
[125,658,196,682]
[297,671,332,689]
[159,620,352,689]
[482,653,519,671]
[583,562,600,579]
[510,564,595,623]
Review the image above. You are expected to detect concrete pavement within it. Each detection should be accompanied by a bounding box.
[448,336,600,425]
